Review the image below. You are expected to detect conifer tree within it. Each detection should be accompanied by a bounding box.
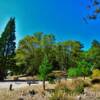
[0,18,16,80]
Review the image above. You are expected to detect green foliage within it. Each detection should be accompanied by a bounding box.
[16,33,56,75]
[39,55,52,80]
[68,66,82,78]
[16,33,85,75]
[68,67,78,78]
[15,35,43,75]
[87,40,100,69]
[62,40,83,68]
[68,61,92,78]
[55,44,68,70]
[39,55,52,90]
[77,61,92,77]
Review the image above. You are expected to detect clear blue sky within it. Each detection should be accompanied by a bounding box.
[0,0,100,50]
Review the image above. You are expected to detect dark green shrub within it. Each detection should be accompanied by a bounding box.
[91,78,100,84]
[48,77,55,84]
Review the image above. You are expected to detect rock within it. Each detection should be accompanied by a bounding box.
[18,97,24,100]
[29,90,35,96]
[77,95,82,100]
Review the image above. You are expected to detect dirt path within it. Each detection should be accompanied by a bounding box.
[0,81,48,89]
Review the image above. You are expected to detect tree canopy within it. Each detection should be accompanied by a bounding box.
[0,18,100,81]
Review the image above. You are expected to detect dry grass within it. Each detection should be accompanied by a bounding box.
[0,78,100,100]
[0,83,56,100]
[55,79,84,91]
[92,84,100,91]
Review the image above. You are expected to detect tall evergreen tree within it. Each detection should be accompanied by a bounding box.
[0,17,16,80]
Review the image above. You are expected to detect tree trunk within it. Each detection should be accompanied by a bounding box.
[84,75,85,80]
[43,79,45,90]
[0,70,5,81]
[0,76,4,80]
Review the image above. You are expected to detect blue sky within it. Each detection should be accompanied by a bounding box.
[0,0,100,50]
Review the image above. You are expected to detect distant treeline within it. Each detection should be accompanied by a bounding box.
[0,18,100,80]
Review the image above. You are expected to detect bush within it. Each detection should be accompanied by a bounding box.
[77,61,92,76]
[54,79,85,96]
[50,90,68,100]
[54,82,72,96]
[48,77,55,84]
[73,83,84,94]
[92,69,100,78]
[12,76,18,80]
[68,68,78,78]
[50,87,73,100]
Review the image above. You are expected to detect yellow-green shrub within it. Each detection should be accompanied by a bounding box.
[12,76,18,80]
[92,69,100,78]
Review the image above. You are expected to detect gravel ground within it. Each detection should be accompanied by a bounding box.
[0,81,48,90]
[0,82,28,89]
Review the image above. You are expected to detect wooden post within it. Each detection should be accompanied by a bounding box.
[9,84,13,91]
[43,80,45,90]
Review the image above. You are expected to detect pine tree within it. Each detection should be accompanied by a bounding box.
[0,17,16,80]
